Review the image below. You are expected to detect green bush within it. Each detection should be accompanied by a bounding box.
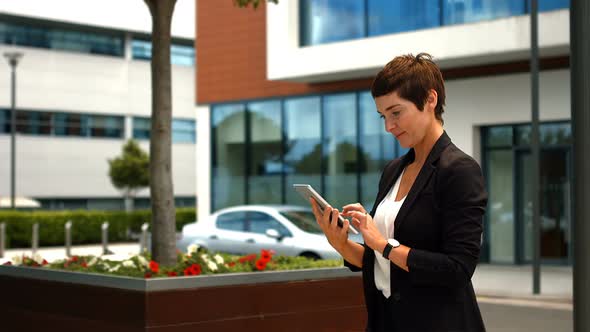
[0,208,196,248]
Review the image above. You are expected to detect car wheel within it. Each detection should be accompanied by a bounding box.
[299,252,320,260]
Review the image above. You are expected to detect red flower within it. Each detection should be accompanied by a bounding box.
[81,262,88,268]
[238,254,257,263]
[71,256,79,262]
[3,261,12,265]
[255,259,267,271]
[183,267,192,276]
[144,272,152,278]
[227,262,236,267]
[190,263,201,276]
[149,261,159,273]
[42,259,48,266]
[260,249,272,263]
[167,271,178,277]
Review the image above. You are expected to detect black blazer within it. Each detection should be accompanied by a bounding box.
[346,132,488,332]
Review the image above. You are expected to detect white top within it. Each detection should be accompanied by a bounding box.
[373,168,406,298]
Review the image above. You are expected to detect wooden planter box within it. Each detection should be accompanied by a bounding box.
[0,266,366,331]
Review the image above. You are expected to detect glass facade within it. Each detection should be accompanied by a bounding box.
[211,91,407,212]
[212,104,247,210]
[0,110,124,138]
[482,122,572,265]
[0,19,124,56]
[132,117,196,143]
[131,39,195,66]
[300,0,570,46]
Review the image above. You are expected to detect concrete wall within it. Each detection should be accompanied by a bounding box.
[0,44,197,199]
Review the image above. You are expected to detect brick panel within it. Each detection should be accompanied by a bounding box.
[196,1,373,104]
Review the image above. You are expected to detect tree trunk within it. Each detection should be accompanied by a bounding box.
[144,0,177,266]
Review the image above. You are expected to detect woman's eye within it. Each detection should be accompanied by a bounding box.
[379,114,385,119]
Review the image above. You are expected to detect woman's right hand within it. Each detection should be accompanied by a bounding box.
[310,198,350,252]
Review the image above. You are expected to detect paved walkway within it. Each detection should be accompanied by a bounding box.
[0,243,573,302]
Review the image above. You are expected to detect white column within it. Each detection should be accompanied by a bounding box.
[196,105,211,222]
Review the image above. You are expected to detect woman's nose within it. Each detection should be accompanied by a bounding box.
[385,119,397,133]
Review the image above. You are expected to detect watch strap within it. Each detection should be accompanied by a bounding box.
[382,243,393,259]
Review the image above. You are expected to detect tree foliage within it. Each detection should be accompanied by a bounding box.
[108,140,150,198]
[234,0,278,9]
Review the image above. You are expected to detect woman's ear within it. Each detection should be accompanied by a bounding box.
[425,89,438,111]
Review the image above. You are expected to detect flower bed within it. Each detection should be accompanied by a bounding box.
[0,246,366,331]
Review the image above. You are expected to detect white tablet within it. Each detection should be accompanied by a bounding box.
[293,184,359,235]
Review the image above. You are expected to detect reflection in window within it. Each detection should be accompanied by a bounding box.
[280,210,322,234]
[0,20,123,56]
[54,113,86,136]
[368,0,440,36]
[488,150,514,263]
[539,0,569,12]
[300,0,365,45]
[133,117,151,140]
[247,101,283,204]
[515,122,571,146]
[172,119,196,143]
[284,97,322,206]
[212,104,247,211]
[323,93,358,208]
[359,92,395,207]
[248,212,290,236]
[442,0,525,25]
[216,211,247,231]
[485,126,513,147]
[89,115,124,138]
[131,39,195,66]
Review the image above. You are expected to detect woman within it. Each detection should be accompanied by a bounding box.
[310,53,488,332]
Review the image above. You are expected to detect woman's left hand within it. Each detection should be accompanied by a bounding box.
[342,204,386,252]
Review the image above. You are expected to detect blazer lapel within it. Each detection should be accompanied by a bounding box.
[393,131,452,236]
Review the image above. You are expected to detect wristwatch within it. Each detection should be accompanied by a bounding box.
[382,238,401,259]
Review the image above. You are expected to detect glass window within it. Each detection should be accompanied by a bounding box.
[284,96,322,206]
[88,115,124,138]
[359,92,396,207]
[131,39,195,66]
[54,113,88,137]
[280,210,323,234]
[0,20,123,56]
[516,123,571,146]
[172,119,196,143]
[15,110,53,135]
[539,0,569,12]
[216,211,247,231]
[212,104,247,211]
[247,212,291,236]
[487,149,515,263]
[368,0,440,36]
[300,0,365,46]
[0,109,8,133]
[133,117,151,140]
[485,126,513,147]
[247,101,283,204]
[442,0,525,25]
[323,93,358,209]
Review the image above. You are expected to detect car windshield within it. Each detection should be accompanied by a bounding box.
[279,210,322,234]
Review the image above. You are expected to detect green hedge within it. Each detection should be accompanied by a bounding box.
[0,208,196,248]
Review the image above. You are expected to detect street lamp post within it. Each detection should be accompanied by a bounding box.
[3,51,23,210]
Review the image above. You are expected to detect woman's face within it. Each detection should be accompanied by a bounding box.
[374,90,437,149]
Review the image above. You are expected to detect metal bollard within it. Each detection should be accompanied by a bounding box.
[32,223,39,254]
[65,221,72,257]
[101,221,110,255]
[0,223,5,258]
[139,222,149,254]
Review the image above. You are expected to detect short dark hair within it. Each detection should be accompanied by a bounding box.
[371,53,445,124]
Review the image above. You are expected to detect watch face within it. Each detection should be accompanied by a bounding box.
[388,239,400,248]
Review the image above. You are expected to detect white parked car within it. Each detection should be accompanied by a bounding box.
[177,205,363,260]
